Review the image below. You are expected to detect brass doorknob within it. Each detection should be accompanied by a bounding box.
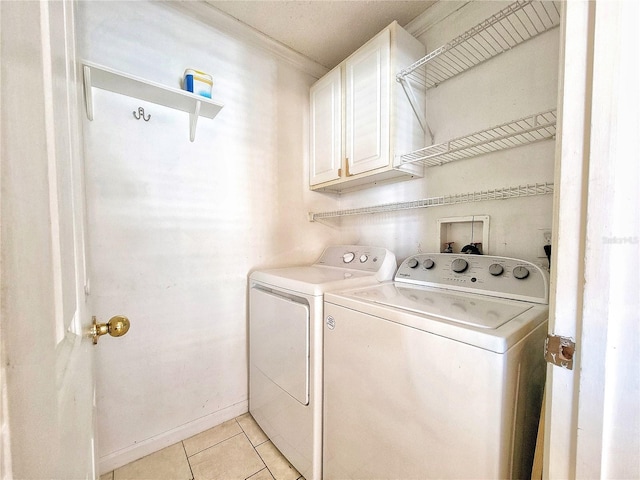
[91,315,130,344]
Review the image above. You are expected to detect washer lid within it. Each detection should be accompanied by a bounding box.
[346,283,532,329]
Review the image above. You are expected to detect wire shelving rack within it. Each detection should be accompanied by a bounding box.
[397,1,561,91]
[308,183,554,222]
[395,1,561,134]
[398,109,556,169]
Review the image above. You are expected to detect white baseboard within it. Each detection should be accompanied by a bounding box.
[98,400,249,475]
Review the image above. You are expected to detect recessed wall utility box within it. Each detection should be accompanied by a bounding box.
[438,215,490,254]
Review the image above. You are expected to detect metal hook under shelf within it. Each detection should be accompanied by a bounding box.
[133,107,151,121]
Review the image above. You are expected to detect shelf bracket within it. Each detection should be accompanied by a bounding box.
[189,100,201,142]
[83,65,94,121]
[397,75,433,143]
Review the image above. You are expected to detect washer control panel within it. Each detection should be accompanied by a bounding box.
[315,245,397,275]
[395,253,548,304]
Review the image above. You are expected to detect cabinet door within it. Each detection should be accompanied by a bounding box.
[310,67,342,186]
[345,29,390,176]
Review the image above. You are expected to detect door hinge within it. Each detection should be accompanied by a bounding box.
[545,334,575,370]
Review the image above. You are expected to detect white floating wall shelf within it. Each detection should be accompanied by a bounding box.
[81,61,224,142]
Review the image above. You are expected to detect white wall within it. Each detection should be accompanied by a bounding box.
[76,1,340,471]
[336,1,559,266]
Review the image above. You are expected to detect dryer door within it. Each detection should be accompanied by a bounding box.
[250,287,310,405]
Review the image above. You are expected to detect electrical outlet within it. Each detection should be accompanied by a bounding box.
[538,229,552,258]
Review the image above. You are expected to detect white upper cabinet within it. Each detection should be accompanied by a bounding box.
[310,67,342,186]
[345,29,390,176]
[309,22,425,193]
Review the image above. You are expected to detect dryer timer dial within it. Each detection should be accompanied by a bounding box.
[342,252,355,263]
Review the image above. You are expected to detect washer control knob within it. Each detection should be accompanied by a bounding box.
[513,266,530,279]
[423,259,435,270]
[407,258,419,269]
[451,258,469,273]
[489,264,504,276]
[342,252,355,263]
[359,254,368,263]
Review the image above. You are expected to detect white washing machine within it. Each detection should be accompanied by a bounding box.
[249,245,397,480]
[323,253,549,480]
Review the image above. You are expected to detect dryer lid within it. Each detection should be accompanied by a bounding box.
[250,245,397,296]
[251,266,375,295]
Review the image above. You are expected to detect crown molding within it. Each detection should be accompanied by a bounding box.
[167,1,330,80]
[405,1,471,39]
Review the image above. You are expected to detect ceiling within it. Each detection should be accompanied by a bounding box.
[204,1,436,70]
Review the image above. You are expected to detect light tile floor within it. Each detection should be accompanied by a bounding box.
[100,413,305,480]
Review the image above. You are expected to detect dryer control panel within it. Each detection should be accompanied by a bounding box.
[315,245,396,276]
[395,253,548,304]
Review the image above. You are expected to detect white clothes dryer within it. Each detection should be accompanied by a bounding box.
[323,253,549,480]
[249,245,397,480]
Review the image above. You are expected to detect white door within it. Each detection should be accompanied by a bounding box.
[545,1,639,478]
[345,28,390,176]
[1,1,100,478]
[310,67,342,186]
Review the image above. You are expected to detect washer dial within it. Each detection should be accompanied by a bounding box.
[423,259,435,269]
[489,264,504,276]
[513,266,530,279]
[359,254,368,263]
[407,258,419,269]
[451,258,469,273]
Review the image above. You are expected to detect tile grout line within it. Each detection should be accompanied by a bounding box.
[242,430,269,480]
[180,440,195,480]
[237,416,273,480]
[186,431,246,459]
[239,415,278,480]
[106,413,285,480]
[185,426,267,480]
[241,415,304,480]
[243,418,274,479]
[252,441,276,480]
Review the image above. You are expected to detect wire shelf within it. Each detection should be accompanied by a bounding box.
[397,1,561,90]
[309,182,554,221]
[399,109,556,168]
